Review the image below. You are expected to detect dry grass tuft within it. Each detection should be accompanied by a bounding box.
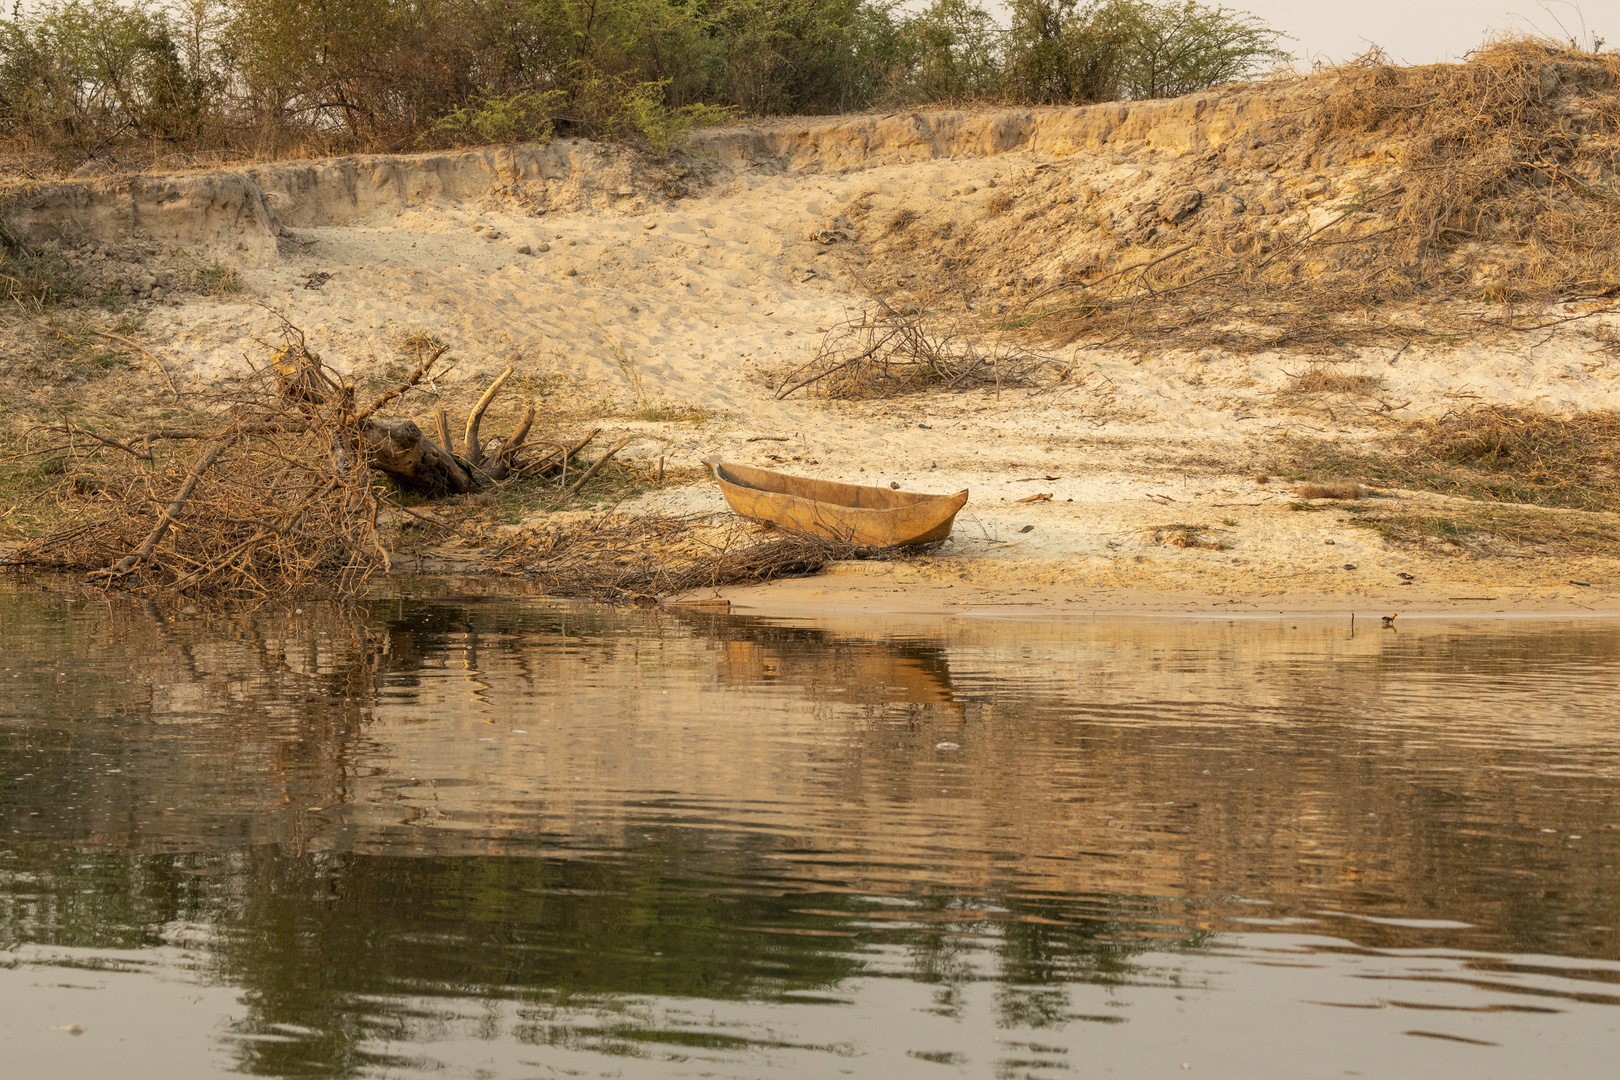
[1283,406,1620,512]
[885,207,920,235]
[1295,482,1366,500]
[400,330,448,355]
[198,260,240,297]
[1284,405,1620,558]
[1148,522,1227,550]
[1349,505,1620,558]
[1286,364,1385,397]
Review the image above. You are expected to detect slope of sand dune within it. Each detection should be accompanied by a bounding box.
[7,78,1619,614]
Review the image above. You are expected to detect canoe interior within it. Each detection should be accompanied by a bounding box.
[712,461,947,510]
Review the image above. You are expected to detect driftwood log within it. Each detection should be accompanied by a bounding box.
[361,418,474,496]
[273,342,556,496]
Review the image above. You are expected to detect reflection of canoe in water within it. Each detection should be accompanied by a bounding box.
[705,459,969,547]
[720,639,960,707]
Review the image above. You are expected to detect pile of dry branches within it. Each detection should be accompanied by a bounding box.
[1320,41,1620,289]
[505,514,908,601]
[13,422,389,598]
[774,297,1070,399]
[6,328,617,598]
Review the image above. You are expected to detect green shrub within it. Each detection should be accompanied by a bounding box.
[430,88,566,145]
[621,81,737,155]
[1002,0,1290,104]
[0,225,81,308]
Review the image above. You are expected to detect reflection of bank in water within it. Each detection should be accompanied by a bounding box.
[0,577,380,853]
[6,585,1619,961]
[10,587,1620,1078]
[0,586,1202,1075]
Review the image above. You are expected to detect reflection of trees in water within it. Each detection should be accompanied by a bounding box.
[1,594,676,848]
[0,837,1199,1076]
[0,843,217,953]
[0,585,383,849]
[213,852,873,1075]
[888,891,1216,1031]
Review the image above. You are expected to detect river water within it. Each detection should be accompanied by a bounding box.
[1,580,1616,1079]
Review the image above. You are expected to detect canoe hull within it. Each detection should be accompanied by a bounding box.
[706,460,968,547]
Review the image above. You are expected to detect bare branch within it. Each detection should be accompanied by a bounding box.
[354,343,450,422]
[563,437,632,499]
[460,364,514,465]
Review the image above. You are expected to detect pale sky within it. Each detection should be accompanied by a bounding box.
[1225,0,1612,66]
[950,0,1612,66]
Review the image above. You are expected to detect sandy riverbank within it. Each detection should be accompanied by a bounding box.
[706,560,1620,619]
[4,69,1618,607]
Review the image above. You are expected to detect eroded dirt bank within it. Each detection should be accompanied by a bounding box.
[4,61,1618,613]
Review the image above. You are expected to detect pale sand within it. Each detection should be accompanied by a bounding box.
[709,563,1620,619]
[43,110,1618,614]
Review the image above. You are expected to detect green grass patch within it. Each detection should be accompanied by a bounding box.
[1348,505,1620,557]
[629,401,713,423]
[200,259,239,295]
[1,236,81,308]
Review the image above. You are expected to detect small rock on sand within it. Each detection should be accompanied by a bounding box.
[1159,187,1203,224]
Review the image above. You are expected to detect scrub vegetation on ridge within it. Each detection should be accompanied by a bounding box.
[837,40,1620,355]
[0,0,1287,173]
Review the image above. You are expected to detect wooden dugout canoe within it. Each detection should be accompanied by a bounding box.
[705,458,969,547]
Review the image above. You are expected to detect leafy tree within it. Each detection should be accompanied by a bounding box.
[1112,0,1291,99]
[895,0,1004,102]
[1003,0,1290,105]
[221,0,486,146]
[1003,0,1133,104]
[0,0,205,165]
[712,0,900,115]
